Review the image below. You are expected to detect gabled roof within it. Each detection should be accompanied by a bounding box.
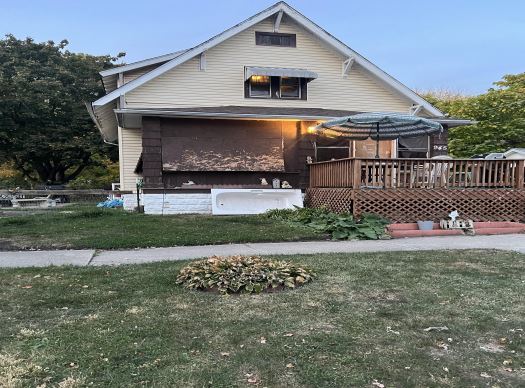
[91,1,443,117]
[99,49,188,77]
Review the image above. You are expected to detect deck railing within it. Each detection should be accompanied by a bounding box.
[309,158,525,189]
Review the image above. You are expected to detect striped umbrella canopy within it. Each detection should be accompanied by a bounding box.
[314,112,443,158]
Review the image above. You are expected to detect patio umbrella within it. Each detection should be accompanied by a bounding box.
[314,112,443,158]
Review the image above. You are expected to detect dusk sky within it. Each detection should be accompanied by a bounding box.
[2,0,524,95]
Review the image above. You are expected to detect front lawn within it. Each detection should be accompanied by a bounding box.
[0,205,324,250]
[1,250,523,387]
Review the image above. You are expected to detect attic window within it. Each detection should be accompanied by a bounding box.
[255,32,296,47]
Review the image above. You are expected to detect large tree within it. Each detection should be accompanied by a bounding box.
[422,72,525,157]
[0,34,124,184]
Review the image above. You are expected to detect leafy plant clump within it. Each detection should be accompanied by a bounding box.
[265,207,389,240]
[176,255,315,294]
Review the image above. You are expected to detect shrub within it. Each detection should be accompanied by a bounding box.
[67,158,119,189]
[0,162,29,189]
[265,207,389,240]
[176,255,315,294]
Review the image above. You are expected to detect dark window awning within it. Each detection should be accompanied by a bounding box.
[244,66,318,81]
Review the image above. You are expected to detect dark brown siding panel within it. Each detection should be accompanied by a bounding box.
[140,117,320,190]
[142,117,163,188]
[163,171,300,189]
[430,125,449,157]
[161,119,285,172]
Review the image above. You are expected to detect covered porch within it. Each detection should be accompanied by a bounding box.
[306,157,525,222]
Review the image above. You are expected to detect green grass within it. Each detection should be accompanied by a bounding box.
[1,250,524,387]
[0,205,324,250]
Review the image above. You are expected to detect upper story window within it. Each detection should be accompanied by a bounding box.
[255,32,296,47]
[247,76,303,100]
[280,77,300,98]
[249,75,271,98]
[244,67,317,101]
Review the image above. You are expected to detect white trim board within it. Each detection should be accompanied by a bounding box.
[92,1,442,117]
[99,50,187,77]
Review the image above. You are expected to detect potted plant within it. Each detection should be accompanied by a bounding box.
[417,220,434,231]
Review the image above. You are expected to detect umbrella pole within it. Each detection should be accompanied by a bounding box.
[375,122,380,159]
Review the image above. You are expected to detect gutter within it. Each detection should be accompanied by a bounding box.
[114,108,349,122]
[84,102,118,146]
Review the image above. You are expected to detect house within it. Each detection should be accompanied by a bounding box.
[87,1,470,214]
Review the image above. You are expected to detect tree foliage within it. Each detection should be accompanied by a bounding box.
[0,34,124,184]
[422,73,525,157]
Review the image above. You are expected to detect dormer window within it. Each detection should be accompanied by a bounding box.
[255,32,296,47]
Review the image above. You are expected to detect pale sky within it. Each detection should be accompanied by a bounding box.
[2,0,524,95]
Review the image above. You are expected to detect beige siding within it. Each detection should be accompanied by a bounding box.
[93,101,118,141]
[126,17,412,112]
[118,127,142,191]
[123,65,162,84]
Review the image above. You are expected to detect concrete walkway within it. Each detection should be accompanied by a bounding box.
[1,234,525,268]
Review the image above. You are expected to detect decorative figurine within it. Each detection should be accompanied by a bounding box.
[448,210,459,222]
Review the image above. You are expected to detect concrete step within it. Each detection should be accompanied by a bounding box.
[474,222,525,230]
[389,229,464,238]
[388,221,525,238]
[388,223,439,231]
[475,227,525,235]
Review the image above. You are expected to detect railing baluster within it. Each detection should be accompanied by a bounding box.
[307,157,523,190]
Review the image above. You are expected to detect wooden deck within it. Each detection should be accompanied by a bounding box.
[306,158,525,222]
[309,158,525,189]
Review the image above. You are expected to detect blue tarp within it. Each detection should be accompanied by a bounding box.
[97,199,124,208]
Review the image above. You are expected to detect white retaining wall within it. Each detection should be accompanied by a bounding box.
[123,193,212,214]
[122,194,141,211]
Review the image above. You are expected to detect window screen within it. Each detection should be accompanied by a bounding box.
[315,139,352,162]
[398,136,429,158]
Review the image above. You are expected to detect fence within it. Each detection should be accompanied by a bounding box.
[0,189,112,205]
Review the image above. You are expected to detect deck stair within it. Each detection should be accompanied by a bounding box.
[388,222,525,238]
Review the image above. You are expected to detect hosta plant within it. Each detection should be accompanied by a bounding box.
[176,255,315,294]
[265,207,389,240]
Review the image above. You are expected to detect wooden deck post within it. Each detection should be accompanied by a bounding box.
[516,160,525,188]
[352,158,361,189]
